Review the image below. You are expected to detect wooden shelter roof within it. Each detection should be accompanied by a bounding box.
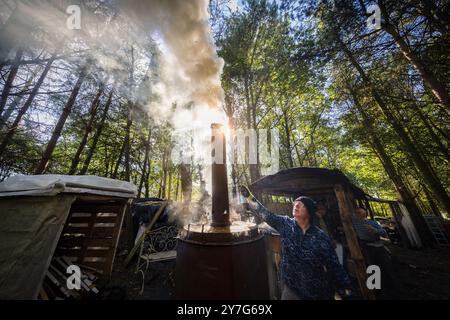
[250,167,367,198]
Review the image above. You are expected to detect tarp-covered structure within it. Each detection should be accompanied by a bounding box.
[0,175,136,300]
[251,167,366,198]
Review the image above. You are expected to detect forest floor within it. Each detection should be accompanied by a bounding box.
[387,243,450,299]
[106,237,176,300]
[106,235,450,300]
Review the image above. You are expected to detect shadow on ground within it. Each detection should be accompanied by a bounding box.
[108,234,450,300]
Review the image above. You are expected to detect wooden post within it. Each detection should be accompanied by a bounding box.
[124,201,135,252]
[105,198,130,280]
[124,201,168,266]
[334,184,375,300]
[364,199,375,220]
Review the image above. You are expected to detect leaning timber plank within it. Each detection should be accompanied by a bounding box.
[82,278,99,294]
[334,184,375,300]
[60,256,101,277]
[46,271,71,298]
[54,257,71,271]
[124,201,168,266]
[103,199,130,278]
[55,257,95,294]
[125,202,135,252]
[76,261,105,272]
[47,265,80,299]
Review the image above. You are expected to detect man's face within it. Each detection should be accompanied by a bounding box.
[293,200,309,220]
[355,208,367,220]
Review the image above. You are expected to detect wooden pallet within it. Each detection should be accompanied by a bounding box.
[55,196,129,279]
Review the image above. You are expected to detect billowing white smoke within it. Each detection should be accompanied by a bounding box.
[119,0,230,201]
[1,0,228,201]
[1,1,226,121]
[119,0,226,126]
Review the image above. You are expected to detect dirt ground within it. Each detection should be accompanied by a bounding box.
[386,243,450,299]
[105,235,450,300]
[106,245,176,300]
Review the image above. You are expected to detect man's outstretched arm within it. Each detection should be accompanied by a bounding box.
[240,185,288,233]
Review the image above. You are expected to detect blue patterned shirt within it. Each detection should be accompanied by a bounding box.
[352,218,387,242]
[252,202,352,299]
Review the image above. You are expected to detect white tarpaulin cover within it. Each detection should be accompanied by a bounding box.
[0,174,137,198]
[0,175,136,299]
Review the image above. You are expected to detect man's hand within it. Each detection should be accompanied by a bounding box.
[239,185,252,199]
[239,185,259,211]
[366,225,376,235]
[239,185,258,202]
[336,288,353,300]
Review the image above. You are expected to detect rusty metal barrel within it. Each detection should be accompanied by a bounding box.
[175,223,271,299]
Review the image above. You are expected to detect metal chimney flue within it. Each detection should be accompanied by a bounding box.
[210,123,230,227]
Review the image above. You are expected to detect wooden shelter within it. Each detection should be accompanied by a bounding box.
[250,167,376,300]
[0,175,136,299]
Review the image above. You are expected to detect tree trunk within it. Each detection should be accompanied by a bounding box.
[123,109,133,182]
[340,38,450,216]
[138,128,152,197]
[180,163,192,203]
[79,91,113,175]
[413,101,450,163]
[167,167,172,200]
[0,54,56,157]
[68,87,104,174]
[0,73,34,129]
[244,77,261,183]
[112,136,126,179]
[423,185,443,218]
[160,149,168,199]
[34,69,87,174]
[250,100,261,181]
[144,157,152,198]
[174,167,180,201]
[123,45,135,182]
[349,86,436,246]
[282,107,294,168]
[104,138,110,177]
[378,2,450,114]
[0,48,24,115]
[158,172,163,199]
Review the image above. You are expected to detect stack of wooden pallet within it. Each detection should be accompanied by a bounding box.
[39,256,100,300]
